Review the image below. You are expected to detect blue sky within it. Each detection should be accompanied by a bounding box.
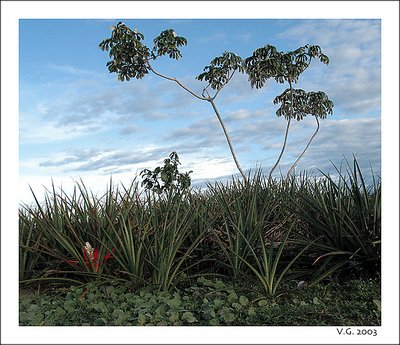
[19,18,382,203]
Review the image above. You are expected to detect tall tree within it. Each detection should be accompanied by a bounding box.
[243,44,333,178]
[99,22,247,181]
[285,91,334,176]
[100,23,334,182]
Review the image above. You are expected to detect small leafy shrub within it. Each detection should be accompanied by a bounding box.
[140,151,192,195]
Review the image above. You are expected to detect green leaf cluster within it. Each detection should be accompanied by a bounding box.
[152,29,187,60]
[196,51,244,91]
[99,22,151,81]
[99,23,188,82]
[274,89,334,121]
[140,151,192,195]
[244,44,329,88]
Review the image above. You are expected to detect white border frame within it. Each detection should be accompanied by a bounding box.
[2,1,399,344]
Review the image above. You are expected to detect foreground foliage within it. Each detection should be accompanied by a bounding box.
[19,277,380,326]
[19,158,381,326]
[20,159,381,297]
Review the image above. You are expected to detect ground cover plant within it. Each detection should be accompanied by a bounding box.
[19,157,381,326]
[20,277,380,326]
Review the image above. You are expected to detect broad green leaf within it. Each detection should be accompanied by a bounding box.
[214,280,226,289]
[137,313,147,325]
[258,299,268,307]
[63,300,75,313]
[155,305,166,316]
[227,292,237,302]
[220,307,236,323]
[239,295,249,306]
[232,302,241,310]
[181,311,197,323]
[167,296,182,309]
[213,298,224,308]
[168,312,180,322]
[209,318,219,326]
[94,318,107,326]
[55,307,66,316]
[247,307,256,317]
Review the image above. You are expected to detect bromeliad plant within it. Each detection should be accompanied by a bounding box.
[235,220,317,297]
[206,172,273,280]
[101,182,208,291]
[66,242,115,273]
[25,180,121,279]
[19,209,45,281]
[143,188,208,291]
[289,158,381,284]
[207,171,317,296]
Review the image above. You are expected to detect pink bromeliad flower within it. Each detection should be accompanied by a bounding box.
[66,242,115,272]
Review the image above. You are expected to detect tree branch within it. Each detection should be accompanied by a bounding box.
[148,63,247,182]
[269,79,294,180]
[287,116,320,177]
[209,99,247,182]
[148,65,207,101]
[211,70,236,100]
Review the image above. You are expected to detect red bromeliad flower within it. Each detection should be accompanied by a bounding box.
[66,242,115,272]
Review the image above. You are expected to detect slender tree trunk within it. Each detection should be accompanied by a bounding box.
[268,117,291,180]
[287,116,320,177]
[148,65,247,182]
[269,79,294,180]
[209,99,247,182]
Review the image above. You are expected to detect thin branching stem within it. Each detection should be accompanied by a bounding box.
[269,79,294,180]
[287,116,320,177]
[211,70,236,100]
[148,65,207,101]
[209,99,247,182]
[148,63,246,182]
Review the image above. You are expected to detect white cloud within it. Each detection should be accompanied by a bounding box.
[226,108,251,121]
[199,32,227,44]
[19,120,100,144]
[187,156,237,181]
[278,116,381,174]
[278,20,381,115]
[48,63,102,78]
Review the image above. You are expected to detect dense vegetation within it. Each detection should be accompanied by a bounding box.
[19,158,381,326]
[20,277,380,326]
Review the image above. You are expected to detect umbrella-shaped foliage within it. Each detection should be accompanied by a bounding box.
[197,51,244,92]
[274,89,334,121]
[99,22,247,181]
[244,44,329,88]
[243,44,332,177]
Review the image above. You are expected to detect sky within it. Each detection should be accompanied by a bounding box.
[19,18,382,203]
